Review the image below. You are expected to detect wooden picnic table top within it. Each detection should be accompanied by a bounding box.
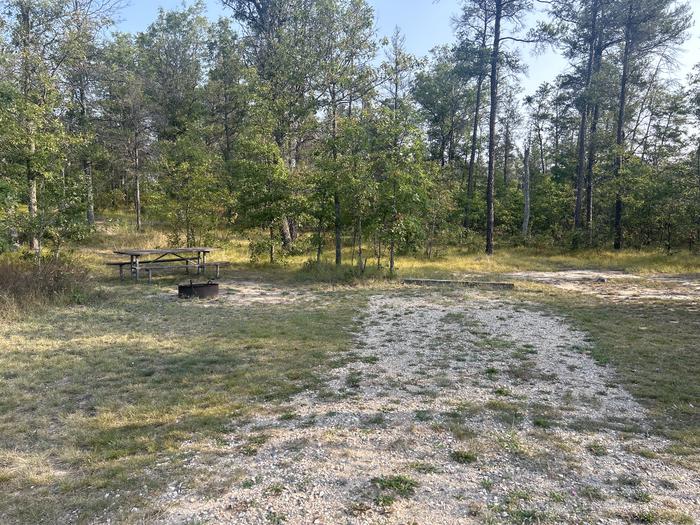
[113,247,216,257]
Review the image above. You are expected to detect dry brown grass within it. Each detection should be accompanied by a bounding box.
[0,256,91,317]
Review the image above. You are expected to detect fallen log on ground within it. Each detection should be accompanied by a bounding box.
[402,278,515,290]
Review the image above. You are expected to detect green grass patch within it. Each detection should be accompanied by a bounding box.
[0,285,365,523]
[370,475,419,506]
[528,290,700,467]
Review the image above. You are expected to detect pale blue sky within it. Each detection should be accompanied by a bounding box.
[115,0,700,95]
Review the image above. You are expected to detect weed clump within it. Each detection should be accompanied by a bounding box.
[450,450,478,464]
[370,475,419,506]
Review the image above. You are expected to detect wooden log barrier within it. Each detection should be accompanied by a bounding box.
[402,278,515,290]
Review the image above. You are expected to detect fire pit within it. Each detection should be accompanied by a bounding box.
[178,280,219,299]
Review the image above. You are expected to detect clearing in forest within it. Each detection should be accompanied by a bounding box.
[160,287,699,525]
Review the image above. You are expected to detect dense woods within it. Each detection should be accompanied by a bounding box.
[1,0,698,265]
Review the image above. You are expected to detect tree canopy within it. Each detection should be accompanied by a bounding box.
[0,0,698,263]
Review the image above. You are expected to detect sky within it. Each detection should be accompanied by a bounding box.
[115,0,700,95]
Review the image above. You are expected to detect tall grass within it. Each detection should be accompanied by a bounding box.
[82,215,700,278]
[0,256,91,317]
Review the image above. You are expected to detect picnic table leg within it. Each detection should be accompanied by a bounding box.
[215,264,220,279]
[147,269,152,284]
[135,256,140,282]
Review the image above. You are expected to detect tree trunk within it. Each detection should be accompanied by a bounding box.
[503,120,510,188]
[350,226,357,266]
[522,145,531,238]
[537,127,546,175]
[134,142,142,231]
[289,218,299,242]
[280,217,293,248]
[21,5,38,256]
[27,152,40,256]
[357,216,364,273]
[389,237,395,274]
[78,77,95,227]
[585,102,599,243]
[463,26,487,230]
[574,0,599,233]
[586,32,605,244]
[696,145,700,247]
[84,159,95,225]
[485,0,502,256]
[316,217,323,263]
[613,7,633,251]
[375,233,381,269]
[334,192,342,266]
[331,85,342,266]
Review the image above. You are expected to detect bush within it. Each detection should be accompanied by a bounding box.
[0,255,90,315]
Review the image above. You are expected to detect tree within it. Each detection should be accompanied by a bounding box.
[2,0,700,261]
[223,0,328,249]
[315,0,376,266]
[460,0,536,254]
[521,139,531,237]
[413,46,471,167]
[138,2,208,141]
[498,82,522,188]
[3,0,73,256]
[454,1,491,229]
[550,0,609,236]
[62,0,123,226]
[610,0,691,249]
[98,33,152,231]
[98,33,150,230]
[229,135,292,263]
[206,18,256,164]
[690,64,700,245]
[377,29,425,273]
[150,130,225,247]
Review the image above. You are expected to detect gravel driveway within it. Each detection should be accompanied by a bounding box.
[160,289,699,524]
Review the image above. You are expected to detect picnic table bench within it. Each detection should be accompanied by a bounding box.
[142,261,231,283]
[108,248,228,282]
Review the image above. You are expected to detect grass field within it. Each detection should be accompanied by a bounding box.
[85,215,700,280]
[519,285,700,467]
[1,221,699,523]
[0,281,366,523]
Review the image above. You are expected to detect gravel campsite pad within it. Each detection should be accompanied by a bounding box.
[502,271,700,304]
[160,289,699,524]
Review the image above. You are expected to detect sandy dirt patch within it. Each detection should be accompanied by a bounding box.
[502,270,700,304]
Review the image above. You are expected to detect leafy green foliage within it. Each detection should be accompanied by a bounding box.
[1,1,700,259]
[149,131,226,246]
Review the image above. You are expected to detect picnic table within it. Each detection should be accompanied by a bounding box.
[109,247,216,282]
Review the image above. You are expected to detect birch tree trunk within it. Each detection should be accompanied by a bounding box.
[27,152,40,256]
[84,159,95,225]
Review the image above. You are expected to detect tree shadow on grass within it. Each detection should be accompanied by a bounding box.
[0,288,362,523]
